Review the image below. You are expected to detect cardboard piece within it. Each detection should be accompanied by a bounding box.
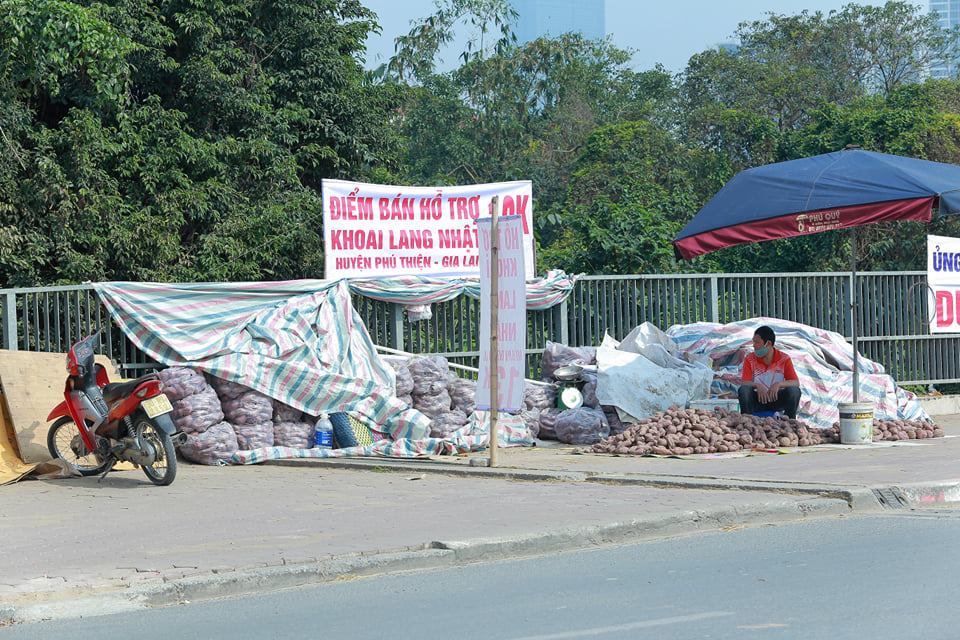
[0,390,39,484]
[0,350,117,463]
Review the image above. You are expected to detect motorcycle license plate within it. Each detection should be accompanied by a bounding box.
[142,394,173,418]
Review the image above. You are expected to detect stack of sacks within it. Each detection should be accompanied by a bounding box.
[159,367,208,402]
[540,341,596,381]
[602,406,627,435]
[272,401,314,449]
[448,372,477,415]
[159,367,236,465]
[180,423,240,465]
[581,373,599,409]
[523,383,556,440]
[538,407,562,440]
[538,341,597,440]
[430,409,470,438]
[209,375,274,450]
[554,407,609,445]
[409,356,452,419]
[383,356,415,406]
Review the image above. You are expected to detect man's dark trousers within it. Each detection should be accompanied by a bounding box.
[737,385,801,419]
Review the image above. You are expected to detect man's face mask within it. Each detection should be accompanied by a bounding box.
[755,344,771,358]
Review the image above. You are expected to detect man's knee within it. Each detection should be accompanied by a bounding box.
[781,386,801,402]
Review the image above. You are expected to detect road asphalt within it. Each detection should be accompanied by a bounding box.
[4,513,959,639]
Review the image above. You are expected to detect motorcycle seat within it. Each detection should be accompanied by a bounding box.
[103,373,160,403]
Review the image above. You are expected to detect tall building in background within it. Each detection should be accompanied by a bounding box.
[512,0,605,44]
[930,0,959,78]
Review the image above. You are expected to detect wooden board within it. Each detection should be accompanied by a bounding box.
[0,350,117,463]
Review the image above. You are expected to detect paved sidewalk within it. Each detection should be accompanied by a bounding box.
[1,464,844,615]
[3,414,957,623]
[300,414,960,494]
[490,414,960,488]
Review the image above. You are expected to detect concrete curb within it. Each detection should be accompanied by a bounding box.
[271,457,886,510]
[893,479,960,506]
[270,457,590,483]
[433,497,852,563]
[918,394,960,416]
[1,496,850,625]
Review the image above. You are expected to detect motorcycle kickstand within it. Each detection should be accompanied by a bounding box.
[97,456,119,484]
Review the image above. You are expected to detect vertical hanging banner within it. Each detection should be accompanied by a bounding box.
[476,216,526,412]
[322,179,534,280]
[928,234,960,333]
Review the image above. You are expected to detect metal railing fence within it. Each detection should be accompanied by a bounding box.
[0,271,953,385]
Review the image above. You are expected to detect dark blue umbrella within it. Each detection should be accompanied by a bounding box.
[675,149,960,260]
[674,148,960,401]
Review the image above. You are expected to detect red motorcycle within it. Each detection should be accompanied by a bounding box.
[46,333,183,486]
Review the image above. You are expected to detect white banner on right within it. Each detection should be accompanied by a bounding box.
[927,234,960,333]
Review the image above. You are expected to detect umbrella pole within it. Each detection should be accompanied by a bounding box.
[851,227,859,403]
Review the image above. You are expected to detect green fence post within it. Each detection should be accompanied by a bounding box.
[559,299,570,345]
[2,292,17,351]
[390,303,405,352]
[709,276,719,323]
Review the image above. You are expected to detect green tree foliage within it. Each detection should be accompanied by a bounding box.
[538,120,703,275]
[4,0,960,287]
[0,0,401,286]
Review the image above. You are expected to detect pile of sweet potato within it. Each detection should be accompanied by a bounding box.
[590,407,942,456]
[862,419,943,442]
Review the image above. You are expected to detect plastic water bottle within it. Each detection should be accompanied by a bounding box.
[314,413,333,449]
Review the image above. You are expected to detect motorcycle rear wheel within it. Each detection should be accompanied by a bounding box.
[136,417,177,486]
[47,416,110,476]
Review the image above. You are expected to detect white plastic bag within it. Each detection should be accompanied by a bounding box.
[596,346,709,420]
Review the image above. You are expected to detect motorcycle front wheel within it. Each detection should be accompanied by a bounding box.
[135,417,177,486]
[47,416,110,476]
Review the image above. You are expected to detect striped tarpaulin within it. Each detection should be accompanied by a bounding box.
[349,269,576,309]
[94,273,576,450]
[666,318,930,430]
[95,279,431,441]
[232,413,534,464]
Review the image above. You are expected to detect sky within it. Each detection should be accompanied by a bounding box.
[363,0,922,74]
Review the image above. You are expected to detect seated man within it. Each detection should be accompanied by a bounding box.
[738,325,801,419]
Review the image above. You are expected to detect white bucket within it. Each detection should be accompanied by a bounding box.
[838,402,874,444]
[688,398,740,413]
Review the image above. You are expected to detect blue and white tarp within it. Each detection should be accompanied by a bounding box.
[94,274,573,459]
[666,317,930,429]
[96,279,431,441]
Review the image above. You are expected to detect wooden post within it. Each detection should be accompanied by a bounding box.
[489,196,500,468]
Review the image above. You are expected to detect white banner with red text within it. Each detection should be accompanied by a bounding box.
[928,234,960,334]
[476,216,527,413]
[322,179,535,280]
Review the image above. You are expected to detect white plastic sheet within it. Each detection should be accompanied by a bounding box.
[595,348,712,421]
[596,323,713,420]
